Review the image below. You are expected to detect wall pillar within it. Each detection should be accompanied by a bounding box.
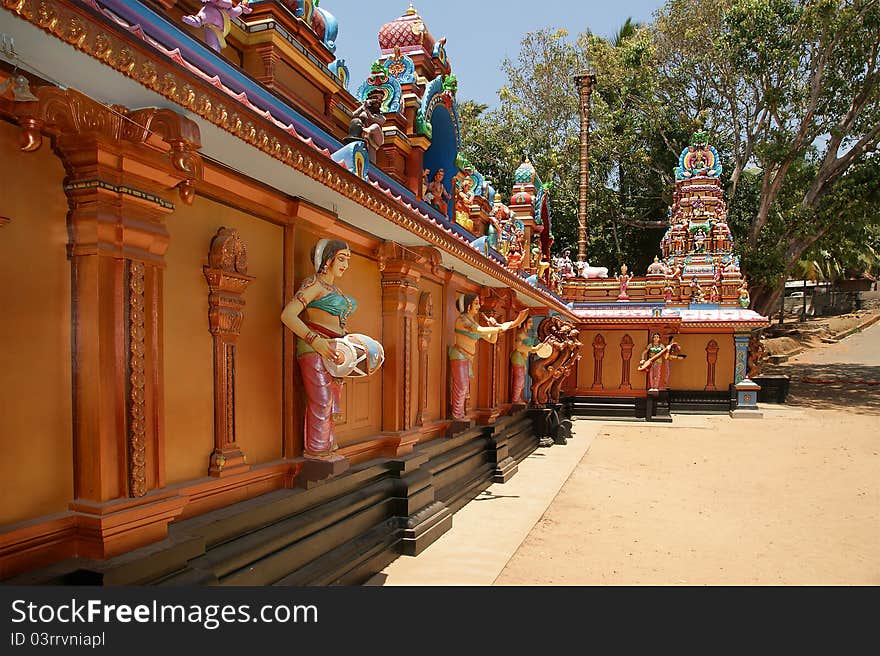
[14,87,201,557]
[415,292,434,427]
[734,333,750,384]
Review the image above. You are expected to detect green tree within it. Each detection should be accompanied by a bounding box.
[651,0,880,313]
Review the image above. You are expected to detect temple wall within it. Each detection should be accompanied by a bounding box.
[164,197,284,485]
[576,330,646,393]
[421,279,446,424]
[0,121,74,526]
[670,334,736,391]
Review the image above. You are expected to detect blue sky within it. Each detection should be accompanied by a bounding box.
[328,0,666,107]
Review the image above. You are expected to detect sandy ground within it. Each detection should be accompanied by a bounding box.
[496,322,880,586]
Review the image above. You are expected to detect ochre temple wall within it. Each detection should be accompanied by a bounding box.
[163,197,284,485]
[421,279,446,424]
[0,121,74,526]
[670,334,735,391]
[576,330,646,393]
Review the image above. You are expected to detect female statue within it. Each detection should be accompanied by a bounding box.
[638,332,669,391]
[449,295,528,419]
[454,177,475,231]
[510,323,543,404]
[281,239,356,457]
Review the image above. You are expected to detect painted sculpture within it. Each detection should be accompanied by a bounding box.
[528,317,578,406]
[747,333,766,379]
[448,295,528,419]
[616,264,633,301]
[739,279,751,308]
[349,88,386,163]
[453,177,475,231]
[182,0,252,53]
[638,332,671,391]
[281,240,374,458]
[425,168,451,215]
[510,324,542,404]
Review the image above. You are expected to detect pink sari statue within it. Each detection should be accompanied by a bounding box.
[281,239,356,457]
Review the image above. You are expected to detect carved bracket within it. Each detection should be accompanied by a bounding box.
[13,86,202,203]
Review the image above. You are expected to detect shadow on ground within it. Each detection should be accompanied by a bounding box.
[765,362,880,415]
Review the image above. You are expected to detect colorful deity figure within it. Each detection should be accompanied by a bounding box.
[454,177,475,231]
[690,276,705,303]
[506,241,524,272]
[554,248,576,279]
[693,228,707,253]
[425,168,451,215]
[281,239,357,458]
[448,295,528,419]
[639,332,670,391]
[182,0,252,53]
[663,283,674,303]
[647,255,667,276]
[674,131,723,180]
[349,88,386,164]
[616,264,633,301]
[709,283,721,303]
[738,279,751,309]
[510,323,542,404]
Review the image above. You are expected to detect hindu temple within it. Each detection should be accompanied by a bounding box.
[0,1,766,585]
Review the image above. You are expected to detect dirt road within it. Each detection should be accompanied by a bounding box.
[495,323,880,585]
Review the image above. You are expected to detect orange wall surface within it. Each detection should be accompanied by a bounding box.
[577,330,646,392]
[0,120,74,526]
[164,197,284,485]
[670,334,736,391]
[421,279,446,424]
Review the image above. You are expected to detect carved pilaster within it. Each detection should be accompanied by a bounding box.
[591,334,606,390]
[378,242,422,432]
[204,228,254,477]
[734,333,750,384]
[706,339,720,391]
[619,333,634,390]
[416,292,434,426]
[20,88,200,504]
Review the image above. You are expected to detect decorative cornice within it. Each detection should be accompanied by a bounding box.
[1,0,573,317]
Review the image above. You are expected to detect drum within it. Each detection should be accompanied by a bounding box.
[534,341,553,359]
[322,333,385,378]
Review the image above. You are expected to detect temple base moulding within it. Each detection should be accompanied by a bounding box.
[297,455,350,489]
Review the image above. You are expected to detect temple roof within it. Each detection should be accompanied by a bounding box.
[378,4,437,55]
